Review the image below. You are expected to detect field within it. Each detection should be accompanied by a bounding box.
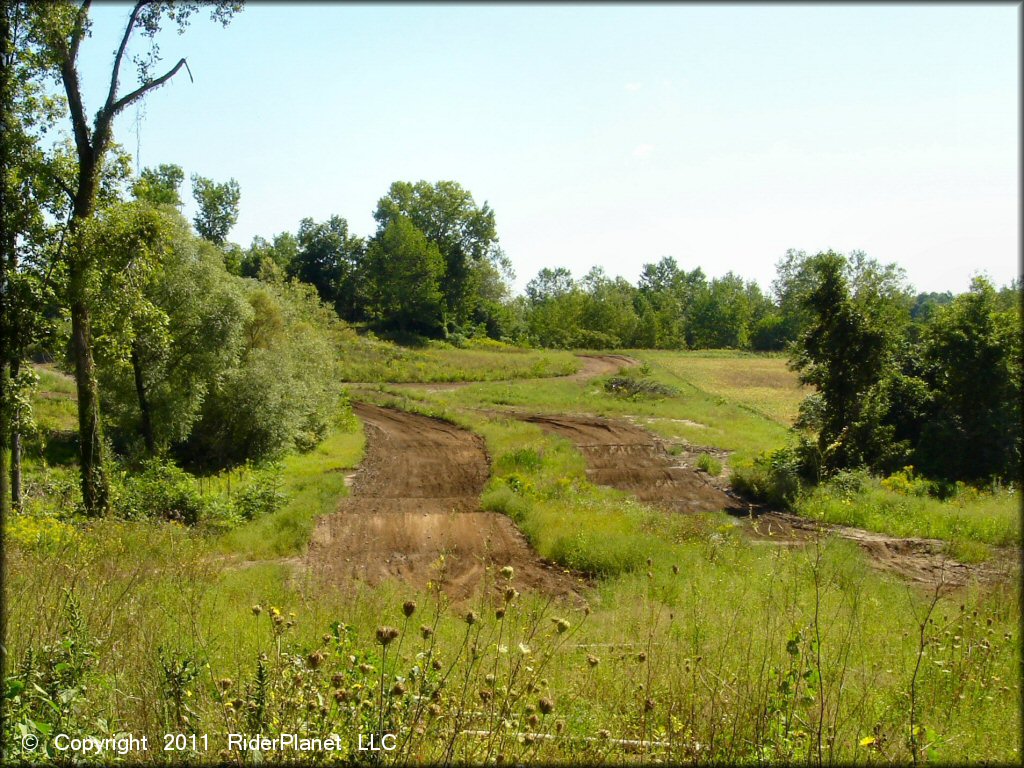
[5,348,1020,765]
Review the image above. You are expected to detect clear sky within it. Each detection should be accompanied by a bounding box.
[76,2,1019,295]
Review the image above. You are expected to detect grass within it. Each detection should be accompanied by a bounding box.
[641,350,807,426]
[6,352,1021,764]
[337,335,579,383]
[799,477,1020,561]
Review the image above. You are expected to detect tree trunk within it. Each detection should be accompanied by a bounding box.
[131,341,155,454]
[10,356,20,507]
[71,294,107,514]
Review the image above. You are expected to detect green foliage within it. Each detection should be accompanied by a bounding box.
[288,215,365,317]
[133,163,185,207]
[364,216,446,334]
[695,453,722,476]
[731,441,817,508]
[603,375,678,399]
[190,174,240,247]
[232,463,286,522]
[115,460,211,525]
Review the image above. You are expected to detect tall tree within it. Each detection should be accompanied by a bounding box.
[191,173,240,246]
[23,1,240,513]
[133,162,184,207]
[373,180,500,332]
[289,216,365,318]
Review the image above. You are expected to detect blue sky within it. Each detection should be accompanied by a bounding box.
[76,3,1019,294]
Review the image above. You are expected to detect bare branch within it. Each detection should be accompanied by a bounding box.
[110,57,188,116]
[104,1,146,115]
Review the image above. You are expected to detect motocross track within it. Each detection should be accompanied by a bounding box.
[307,403,579,601]
[521,412,1012,589]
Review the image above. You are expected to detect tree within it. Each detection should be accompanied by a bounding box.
[21,1,240,513]
[191,173,240,246]
[289,216,365,318]
[917,277,1021,480]
[133,163,184,207]
[373,180,500,332]
[242,231,298,279]
[789,251,901,472]
[363,216,445,334]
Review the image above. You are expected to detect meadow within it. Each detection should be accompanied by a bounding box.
[4,347,1020,764]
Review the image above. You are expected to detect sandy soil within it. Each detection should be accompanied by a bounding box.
[307,403,579,601]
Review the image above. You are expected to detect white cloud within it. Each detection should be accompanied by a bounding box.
[632,143,655,159]
[624,82,643,92]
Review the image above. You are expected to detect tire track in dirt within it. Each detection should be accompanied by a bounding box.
[521,412,1012,589]
[307,403,579,601]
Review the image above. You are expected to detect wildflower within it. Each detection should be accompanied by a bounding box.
[217,677,233,691]
[500,565,515,580]
[251,605,263,617]
[420,625,434,639]
[376,626,400,646]
[504,587,519,603]
[403,600,417,618]
[553,618,571,634]
[538,697,555,715]
[587,654,599,668]
[465,611,479,626]
[321,634,332,644]
[391,681,407,697]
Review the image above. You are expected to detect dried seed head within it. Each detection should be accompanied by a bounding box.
[556,719,565,733]
[485,674,496,686]
[217,677,233,691]
[403,600,417,618]
[376,626,400,646]
[465,611,479,626]
[307,651,325,669]
[637,652,647,663]
[646,558,653,567]
[587,654,600,668]
[359,663,374,674]
[495,607,506,620]
[333,689,348,703]
[644,698,655,712]
[528,714,539,728]
[500,565,515,580]
[391,681,407,697]
[538,697,555,715]
[428,703,442,717]
[553,618,571,634]
[672,564,679,575]
[331,673,345,687]
[479,689,492,702]
[432,658,443,670]
[598,729,611,740]
[504,587,519,603]
[321,634,332,645]
[251,605,263,616]
[420,624,434,639]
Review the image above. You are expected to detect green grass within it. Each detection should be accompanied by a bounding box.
[337,335,579,383]
[640,350,808,426]
[218,420,365,559]
[800,478,1020,560]
[7,352,1021,764]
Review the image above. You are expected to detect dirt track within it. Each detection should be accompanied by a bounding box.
[522,411,1012,588]
[307,403,578,600]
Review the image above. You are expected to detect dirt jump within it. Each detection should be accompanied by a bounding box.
[521,411,1011,589]
[307,403,578,601]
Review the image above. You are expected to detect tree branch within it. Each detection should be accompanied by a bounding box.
[104,1,146,115]
[69,0,93,62]
[110,57,188,116]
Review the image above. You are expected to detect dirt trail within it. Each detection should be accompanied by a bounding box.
[522,412,1012,588]
[307,403,578,601]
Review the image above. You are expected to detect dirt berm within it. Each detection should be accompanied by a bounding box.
[307,403,578,600]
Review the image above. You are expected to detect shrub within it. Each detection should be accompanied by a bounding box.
[604,376,678,399]
[116,460,209,525]
[696,453,722,476]
[232,465,287,521]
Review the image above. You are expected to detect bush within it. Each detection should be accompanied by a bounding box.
[232,465,287,521]
[696,453,722,476]
[116,461,209,525]
[603,376,678,399]
[731,441,817,508]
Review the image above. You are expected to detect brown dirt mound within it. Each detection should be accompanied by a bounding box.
[307,403,579,601]
[521,412,1012,589]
